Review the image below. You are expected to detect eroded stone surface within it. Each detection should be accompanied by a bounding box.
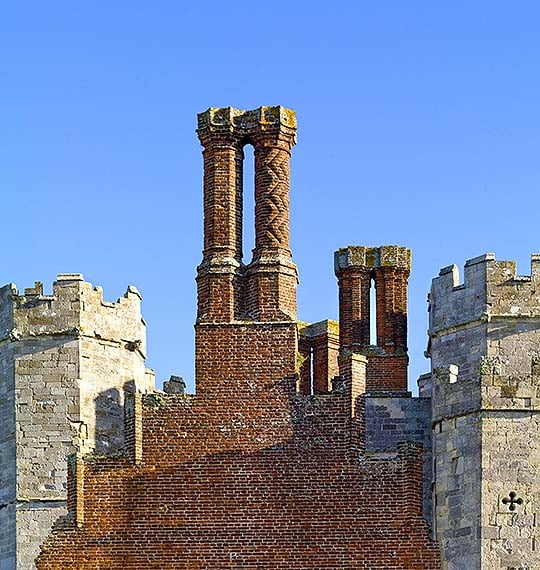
[0,278,154,569]
[429,253,540,569]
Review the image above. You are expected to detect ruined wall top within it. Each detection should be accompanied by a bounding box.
[430,253,540,333]
[334,245,411,273]
[197,106,297,145]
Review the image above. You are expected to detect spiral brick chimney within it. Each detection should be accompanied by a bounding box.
[195,107,298,398]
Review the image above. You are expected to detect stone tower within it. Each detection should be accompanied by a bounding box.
[428,253,540,569]
[0,275,154,570]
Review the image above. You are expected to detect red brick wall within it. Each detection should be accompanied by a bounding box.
[366,354,409,393]
[37,394,439,569]
[297,333,312,395]
[195,323,297,398]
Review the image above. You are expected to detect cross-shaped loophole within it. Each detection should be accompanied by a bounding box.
[502,491,523,511]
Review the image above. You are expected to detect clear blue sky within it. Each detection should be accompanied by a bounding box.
[2,2,540,392]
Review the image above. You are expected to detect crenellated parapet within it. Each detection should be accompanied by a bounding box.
[430,253,540,333]
[429,253,540,380]
[0,275,147,354]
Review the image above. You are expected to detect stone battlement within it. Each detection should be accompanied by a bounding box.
[0,274,154,569]
[0,275,146,356]
[430,253,540,333]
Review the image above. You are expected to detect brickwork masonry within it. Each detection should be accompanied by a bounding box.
[36,389,440,569]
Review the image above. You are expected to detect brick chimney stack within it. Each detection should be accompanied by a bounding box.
[335,246,411,393]
[195,107,298,397]
[196,106,298,324]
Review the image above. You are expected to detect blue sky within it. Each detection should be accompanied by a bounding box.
[2,2,540,392]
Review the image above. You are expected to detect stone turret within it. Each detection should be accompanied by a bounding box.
[428,253,540,569]
[0,276,154,570]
